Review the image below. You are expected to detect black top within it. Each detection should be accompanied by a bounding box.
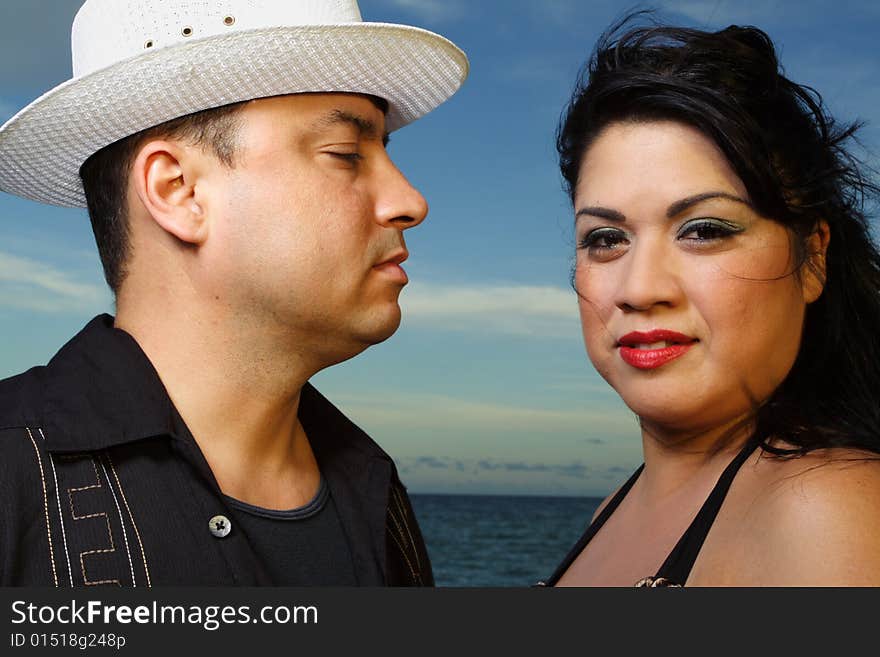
[545,439,760,587]
[0,314,432,586]
[225,478,358,586]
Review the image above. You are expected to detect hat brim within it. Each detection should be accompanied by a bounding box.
[0,22,468,208]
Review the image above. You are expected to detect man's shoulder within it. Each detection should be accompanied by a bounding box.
[0,365,46,430]
[0,375,52,515]
[0,365,53,481]
[0,315,141,449]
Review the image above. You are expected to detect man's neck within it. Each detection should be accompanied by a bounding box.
[114,306,322,510]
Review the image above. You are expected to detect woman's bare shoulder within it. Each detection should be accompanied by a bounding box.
[738,447,880,585]
[591,481,626,522]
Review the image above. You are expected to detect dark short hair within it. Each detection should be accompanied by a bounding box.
[558,14,880,455]
[79,102,245,293]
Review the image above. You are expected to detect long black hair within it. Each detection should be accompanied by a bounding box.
[557,13,880,455]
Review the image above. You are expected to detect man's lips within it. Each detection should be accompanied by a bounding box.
[373,250,409,284]
[616,330,698,370]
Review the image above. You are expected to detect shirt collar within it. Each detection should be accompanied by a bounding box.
[40,314,396,468]
[41,314,180,453]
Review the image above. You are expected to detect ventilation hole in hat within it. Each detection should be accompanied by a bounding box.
[144,39,154,48]
[224,16,235,26]
[182,26,193,37]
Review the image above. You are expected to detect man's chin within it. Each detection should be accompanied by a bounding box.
[318,316,400,370]
[328,301,399,348]
[359,307,403,345]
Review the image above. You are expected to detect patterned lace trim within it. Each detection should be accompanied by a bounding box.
[634,576,682,587]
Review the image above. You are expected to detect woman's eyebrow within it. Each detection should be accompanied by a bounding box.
[575,206,626,222]
[575,191,752,224]
[665,191,752,217]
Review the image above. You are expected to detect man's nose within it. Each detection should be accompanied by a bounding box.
[374,160,429,230]
[613,237,682,313]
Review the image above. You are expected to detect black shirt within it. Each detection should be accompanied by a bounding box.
[0,315,432,586]
[225,478,359,586]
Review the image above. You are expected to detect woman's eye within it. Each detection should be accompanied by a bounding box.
[677,218,743,242]
[578,227,629,253]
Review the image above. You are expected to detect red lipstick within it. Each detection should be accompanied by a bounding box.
[617,330,697,370]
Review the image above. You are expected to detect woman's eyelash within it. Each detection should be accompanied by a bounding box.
[677,218,744,241]
[577,219,742,252]
[578,227,628,250]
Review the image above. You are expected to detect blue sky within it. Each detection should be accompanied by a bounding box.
[1,0,878,496]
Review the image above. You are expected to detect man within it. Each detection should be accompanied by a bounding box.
[0,0,467,586]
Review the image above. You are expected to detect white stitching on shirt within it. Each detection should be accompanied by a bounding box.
[25,427,58,587]
[392,486,422,574]
[105,452,152,587]
[100,456,136,587]
[39,429,74,587]
[386,499,420,584]
[386,521,417,583]
[63,455,120,586]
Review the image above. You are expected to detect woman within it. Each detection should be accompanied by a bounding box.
[546,17,880,586]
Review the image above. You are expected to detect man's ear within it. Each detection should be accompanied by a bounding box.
[130,140,208,245]
[802,219,830,304]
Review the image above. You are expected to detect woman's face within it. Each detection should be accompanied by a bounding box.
[573,121,825,435]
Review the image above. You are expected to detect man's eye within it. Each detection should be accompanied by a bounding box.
[677,218,743,242]
[327,152,363,164]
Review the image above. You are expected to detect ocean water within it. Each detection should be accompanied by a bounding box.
[410,494,603,587]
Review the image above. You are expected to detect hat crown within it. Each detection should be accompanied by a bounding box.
[72,0,364,78]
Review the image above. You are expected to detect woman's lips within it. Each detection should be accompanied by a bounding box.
[617,330,697,370]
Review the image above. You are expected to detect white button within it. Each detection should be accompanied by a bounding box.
[209,515,232,538]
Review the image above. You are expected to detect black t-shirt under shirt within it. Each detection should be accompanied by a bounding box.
[225,477,357,586]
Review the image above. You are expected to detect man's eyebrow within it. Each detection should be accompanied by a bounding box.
[665,191,752,217]
[311,109,390,146]
[575,191,753,223]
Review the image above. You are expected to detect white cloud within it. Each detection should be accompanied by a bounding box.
[376,0,464,23]
[329,390,635,437]
[504,58,572,87]
[530,0,582,28]
[400,282,580,338]
[396,451,638,497]
[659,0,828,26]
[661,0,761,24]
[0,250,108,312]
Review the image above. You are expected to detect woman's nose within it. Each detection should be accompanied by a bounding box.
[613,239,683,313]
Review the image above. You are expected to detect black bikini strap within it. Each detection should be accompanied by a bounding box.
[543,462,645,586]
[655,438,761,585]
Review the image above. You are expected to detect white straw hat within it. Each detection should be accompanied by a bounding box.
[0,0,469,208]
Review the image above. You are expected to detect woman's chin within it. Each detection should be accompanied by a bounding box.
[620,391,708,428]
[622,394,756,442]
